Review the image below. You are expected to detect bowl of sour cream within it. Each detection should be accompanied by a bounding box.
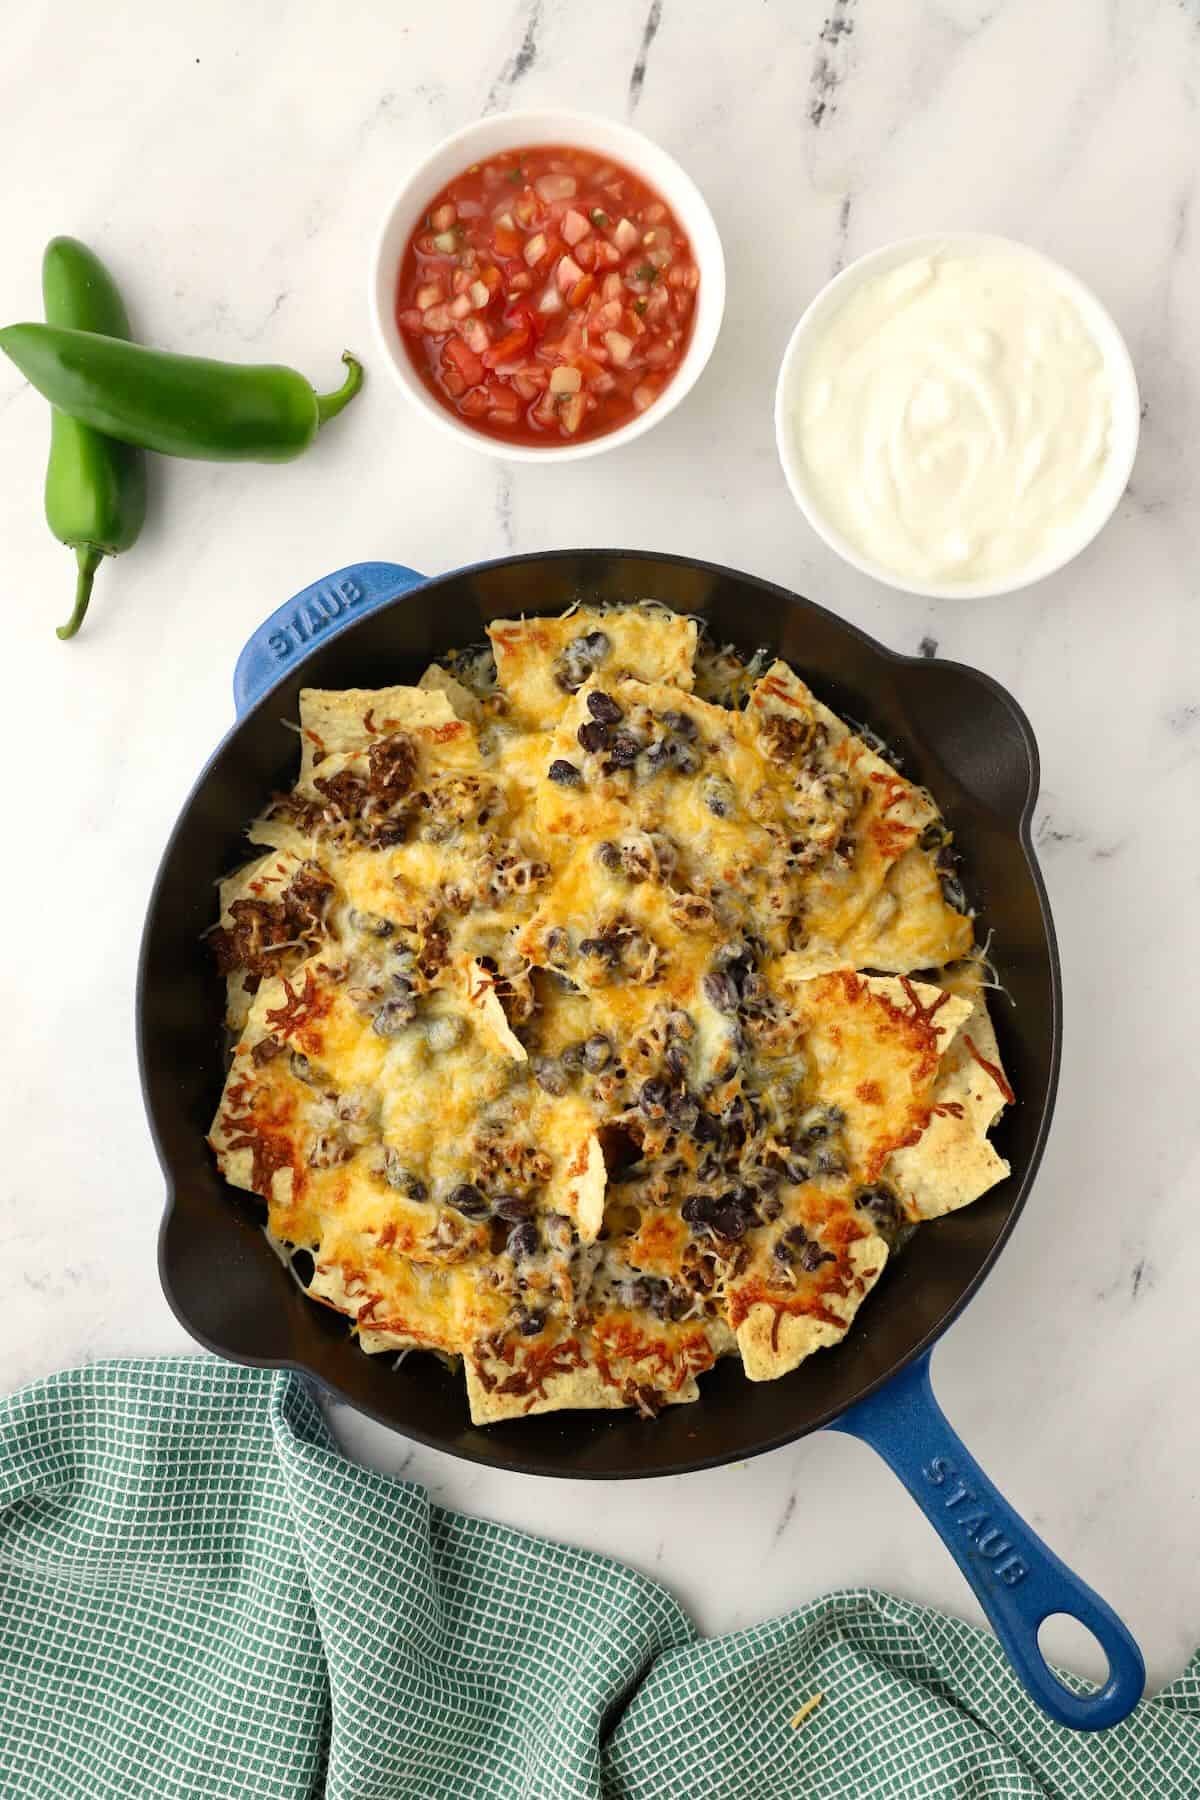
[774,233,1140,599]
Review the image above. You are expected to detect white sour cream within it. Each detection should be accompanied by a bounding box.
[787,246,1119,586]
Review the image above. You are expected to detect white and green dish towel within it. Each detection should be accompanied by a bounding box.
[0,1357,1195,1798]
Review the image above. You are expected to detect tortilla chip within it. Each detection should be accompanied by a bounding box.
[488,604,697,729]
[887,984,1011,1218]
[562,1134,606,1242]
[297,684,453,783]
[737,1233,889,1380]
[462,958,527,1061]
[833,845,974,975]
[420,662,484,723]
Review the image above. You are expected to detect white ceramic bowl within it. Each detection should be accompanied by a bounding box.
[369,109,725,463]
[774,232,1140,600]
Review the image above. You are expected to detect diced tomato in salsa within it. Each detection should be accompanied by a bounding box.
[395,144,700,446]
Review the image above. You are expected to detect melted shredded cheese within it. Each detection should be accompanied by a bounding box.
[208,608,1009,1424]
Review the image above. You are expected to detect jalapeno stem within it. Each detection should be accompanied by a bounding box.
[315,352,364,426]
[57,545,103,640]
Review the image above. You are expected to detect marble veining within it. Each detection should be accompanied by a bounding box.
[628,0,665,112]
[485,0,544,116]
[2,0,1198,1696]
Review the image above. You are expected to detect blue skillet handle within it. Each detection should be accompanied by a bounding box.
[232,561,428,718]
[829,1349,1145,1730]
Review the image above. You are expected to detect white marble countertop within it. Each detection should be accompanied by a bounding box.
[3,0,1197,1696]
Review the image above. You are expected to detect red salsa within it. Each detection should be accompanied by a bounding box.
[396,144,700,446]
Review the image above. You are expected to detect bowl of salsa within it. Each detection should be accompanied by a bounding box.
[370,110,725,460]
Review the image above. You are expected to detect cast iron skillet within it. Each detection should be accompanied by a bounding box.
[140,549,1143,1729]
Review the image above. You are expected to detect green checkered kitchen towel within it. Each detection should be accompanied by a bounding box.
[0,1358,1196,1800]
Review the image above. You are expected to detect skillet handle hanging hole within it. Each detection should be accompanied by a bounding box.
[232,561,428,717]
[827,1349,1145,1731]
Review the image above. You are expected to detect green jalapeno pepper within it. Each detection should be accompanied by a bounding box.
[0,326,363,464]
[41,238,147,639]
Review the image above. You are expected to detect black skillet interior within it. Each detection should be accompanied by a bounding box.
[143,550,1060,1478]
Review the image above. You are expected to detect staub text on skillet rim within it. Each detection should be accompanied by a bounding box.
[139,548,1143,1729]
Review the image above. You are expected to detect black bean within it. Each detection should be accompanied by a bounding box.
[667,1090,699,1132]
[582,1033,613,1072]
[739,973,771,1016]
[577,719,612,754]
[620,1276,671,1320]
[703,777,732,818]
[448,1182,489,1219]
[794,1104,844,1145]
[619,838,654,880]
[289,1051,314,1083]
[643,739,674,775]
[531,1055,565,1096]
[639,1077,671,1117]
[494,1194,534,1222]
[715,939,750,971]
[812,1147,846,1177]
[939,870,968,914]
[681,1194,717,1232]
[349,908,394,938]
[595,839,621,870]
[713,1187,760,1240]
[661,709,697,739]
[784,1154,811,1184]
[855,1183,902,1232]
[372,997,415,1037]
[773,1221,819,1268]
[382,1150,409,1192]
[761,1194,783,1222]
[665,1041,689,1079]
[647,1281,673,1320]
[723,1093,752,1132]
[518,1309,546,1336]
[383,1152,427,1201]
[605,732,640,769]
[507,1219,540,1260]
[554,631,612,694]
[587,690,623,724]
[561,1041,586,1070]
[666,1291,693,1322]
[548,759,582,785]
[672,743,699,775]
[703,970,739,1013]
[692,1112,721,1145]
